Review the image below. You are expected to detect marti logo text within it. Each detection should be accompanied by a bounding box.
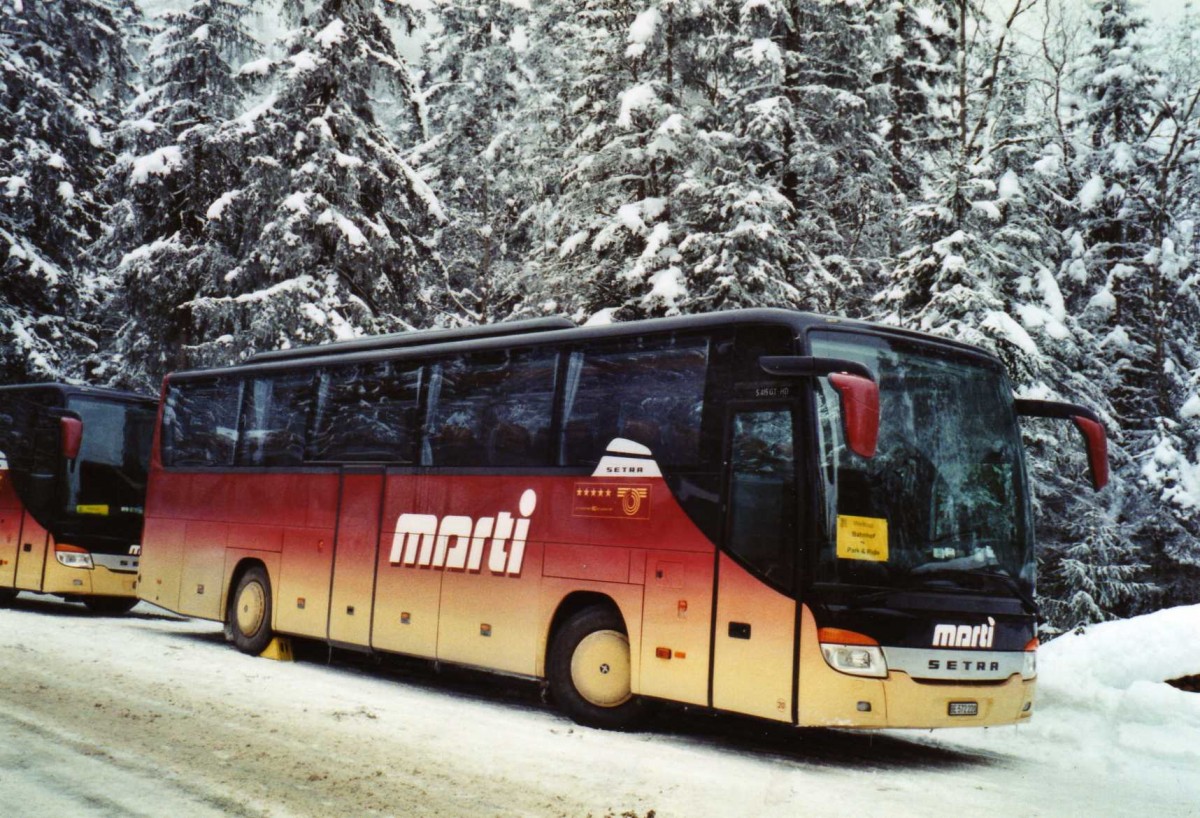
[390,489,536,576]
[931,616,996,649]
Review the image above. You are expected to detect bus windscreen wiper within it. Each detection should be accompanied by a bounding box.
[905,566,1036,612]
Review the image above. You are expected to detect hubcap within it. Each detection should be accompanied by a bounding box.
[570,629,632,708]
[236,581,265,637]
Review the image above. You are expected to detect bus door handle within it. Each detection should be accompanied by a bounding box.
[23,543,31,552]
[729,622,751,640]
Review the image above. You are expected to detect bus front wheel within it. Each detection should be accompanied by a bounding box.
[548,605,646,730]
[82,596,138,615]
[228,566,273,656]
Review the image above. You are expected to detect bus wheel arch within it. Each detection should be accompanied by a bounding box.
[547,597,647,730]
[225,560,274,656]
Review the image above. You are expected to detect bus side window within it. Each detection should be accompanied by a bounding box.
[309,361,421,463]
[163,379,243,468]
[727,409,797,591]
[423,348,557,468]
[238,373,315,468]
[560,336,709,467]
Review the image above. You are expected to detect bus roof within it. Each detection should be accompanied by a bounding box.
[245,317,577,364]
[0,382,155,406]
[168,308,1003,383]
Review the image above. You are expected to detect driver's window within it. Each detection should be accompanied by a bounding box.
[727,409,797,592]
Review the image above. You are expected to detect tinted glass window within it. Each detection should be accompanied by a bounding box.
[64,398,155,517]
[424,348,558,467]
[239,372,316,467]
[310,361,422,463]
[561,336,709,467]
[727,408,796,591]
[810,331,1033,595]
[0,389,60,476]
[162,379,243,467]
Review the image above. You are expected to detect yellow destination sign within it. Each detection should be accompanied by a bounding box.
[836,514,889,562]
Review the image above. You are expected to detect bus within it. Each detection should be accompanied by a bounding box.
[137,309,1107,729]
[0,384,156,614]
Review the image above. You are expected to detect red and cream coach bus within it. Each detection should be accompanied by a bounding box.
[0,384,156,613]
[138,310,1106,729]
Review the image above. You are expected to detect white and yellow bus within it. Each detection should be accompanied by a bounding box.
[0,384,156,613]
[138,310,1106,729]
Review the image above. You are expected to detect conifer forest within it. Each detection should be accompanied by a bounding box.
[3,0,1199,631]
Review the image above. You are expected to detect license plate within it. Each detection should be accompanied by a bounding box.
[948,701,979,717]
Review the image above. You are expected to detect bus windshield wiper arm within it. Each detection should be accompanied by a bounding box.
[975,569,1037,613]
[907,567,1036,612]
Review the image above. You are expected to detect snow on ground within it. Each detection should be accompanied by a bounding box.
[0,598,1198,817]
[926,605,1200,780]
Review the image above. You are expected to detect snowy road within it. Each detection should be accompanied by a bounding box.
[1,595,1198,818]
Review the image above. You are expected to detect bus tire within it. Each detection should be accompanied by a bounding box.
[548,605,646,730]
[82,596,138,615]
[0,588,16,607]
[228,566,273,656]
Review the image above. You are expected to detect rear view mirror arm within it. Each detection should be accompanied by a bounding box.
[759,356,873,381]
[1015,399,1109,491]
[758,356,879,459]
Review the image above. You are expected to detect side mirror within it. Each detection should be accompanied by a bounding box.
[61,416,83,460]
[828,373,880,458]
[759,356,880,458]
[1015,399,1109,491]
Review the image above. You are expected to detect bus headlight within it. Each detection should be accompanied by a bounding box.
[821,644,888,678]
[1022,638,1038,680]
[55,544,93,570]
[817,629,887,678]
[1022,651,1037,680]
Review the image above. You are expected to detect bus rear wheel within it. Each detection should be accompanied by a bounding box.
[0,588,17,607]
[228,566,273,656]
[82,596,138,615]
[548,605,646,730]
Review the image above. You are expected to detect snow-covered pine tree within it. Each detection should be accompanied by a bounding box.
[877,0,957,211]
[522,0,703,322]
[877,1,1014,344]
[177,0,446,366]
[1062,0,1196,618]
[1111,0,1200,606]
[96,0,261,388]
[0,0,135,383]
[1073,1,1162,429]
[526,0,892,322]
[729,0,894,313]
[632,0,812,317]
[871,0,1159,628]
[782,0,892,307]
[421,0,539,323]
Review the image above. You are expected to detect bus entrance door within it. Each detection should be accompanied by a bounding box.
[710,405,798,722]
[327,468,385,646]
[0,473,21,588]
[12,512,49,592]
[371,473,440,658]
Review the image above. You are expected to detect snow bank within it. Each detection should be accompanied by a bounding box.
[936,605,1200,771]
[1041,605,1200,693]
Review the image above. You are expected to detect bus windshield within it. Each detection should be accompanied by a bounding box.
[57,396,156,552]
[811,331,1034,602]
